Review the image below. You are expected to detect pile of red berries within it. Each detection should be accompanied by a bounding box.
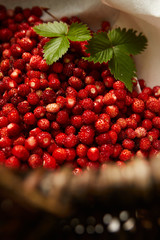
[0,5,160,174]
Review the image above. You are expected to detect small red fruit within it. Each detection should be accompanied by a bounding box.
[87,147,99,161]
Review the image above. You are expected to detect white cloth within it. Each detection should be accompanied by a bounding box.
[4,0,159,87]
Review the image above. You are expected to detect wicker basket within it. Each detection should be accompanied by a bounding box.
[0,156,160,239]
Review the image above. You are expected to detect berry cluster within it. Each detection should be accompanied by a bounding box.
[0,5,160,174]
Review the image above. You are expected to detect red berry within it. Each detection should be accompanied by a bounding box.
[103,76,114,88]
[0,116,8,128]
[55,133,67,146]
[119,149,132,161]
[77,157,88,167]
[65,148,76,161]
[36,131,51,148]
[125,128,136,139]
[56,110,69,125]
[86,85,98,98]
[81,98,94,110]
[152,140,160,150]
[122,139,135,150]
[87,147,99,161]
[82,110,96,125]
[43,152,56,169]
[34,106,46,118]
[27,92,39,105]
[19,37,33,51]
[152,117,160,129]
[12,145,29,161]
[29,78,40,90]
[103,92,117,105]
[24,112,36,125]
[25,136,38,150]
[71,115,83,129]
[78,126,95,145]
[132,98,145,113]
[7,123,20,137]
[52,147,67,164]
[95,118,110,133]
[142,119,152,131]
[139,137,151,151]
[64,134,78,148]
[37,118,50,130]
[5,156,20,169]
[68,76,83,90]
[28,154,43,168]
[146,97,160,113]
[105,105,119,118]
[73,167,82,175]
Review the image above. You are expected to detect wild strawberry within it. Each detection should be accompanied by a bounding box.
[132,98,145,113]
[73,167,82,175]
[103,92,117,105]
[85,85,98,98]
[81,98,94,110]
[24,112,36,125]
[135,127,147,138]
[119,149,132,161]
[7,123,20,137]
[139,138,151,151]
[64,134,78,148]
[0,116,8,128]
[71,115,83,129]
[105,105,119,118]
[52,147,67,164]
[77,157,88,167]
[126,118,137,129]
[43,152,56,169]
[82,110,96,125]
[146,97,160,113]
[28,154,43,168]
[42,89,56,104]
[103,76,114,88]
[27,92,39,105]
[5,156,20,169]
[122,139,135,150]
[111,123,121,134]
[65,148,76,161]
[125,128,136,139]
[0,28,12,42]
[37,118,50,130]
[147,129,159,142]
[78,125,95,145]
[19,37,33,51]
[68,76,83,90]
[152,117,160,129]
[56,110,69,125]
[153,86,160,97]
[142,119,152,131]
[95,118,110,133]
[55,133,67,146]
[12,145,29,161]
[65,125,76,135]
[87,147,99,161]
[111,144,122,158]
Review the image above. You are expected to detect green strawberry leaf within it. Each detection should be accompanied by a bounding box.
[85,28,147,91]
[67,22,91,41]
[109,46,136,92]
[33,21,68,37]
[43,36,70,65]
[84,32,113,63]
